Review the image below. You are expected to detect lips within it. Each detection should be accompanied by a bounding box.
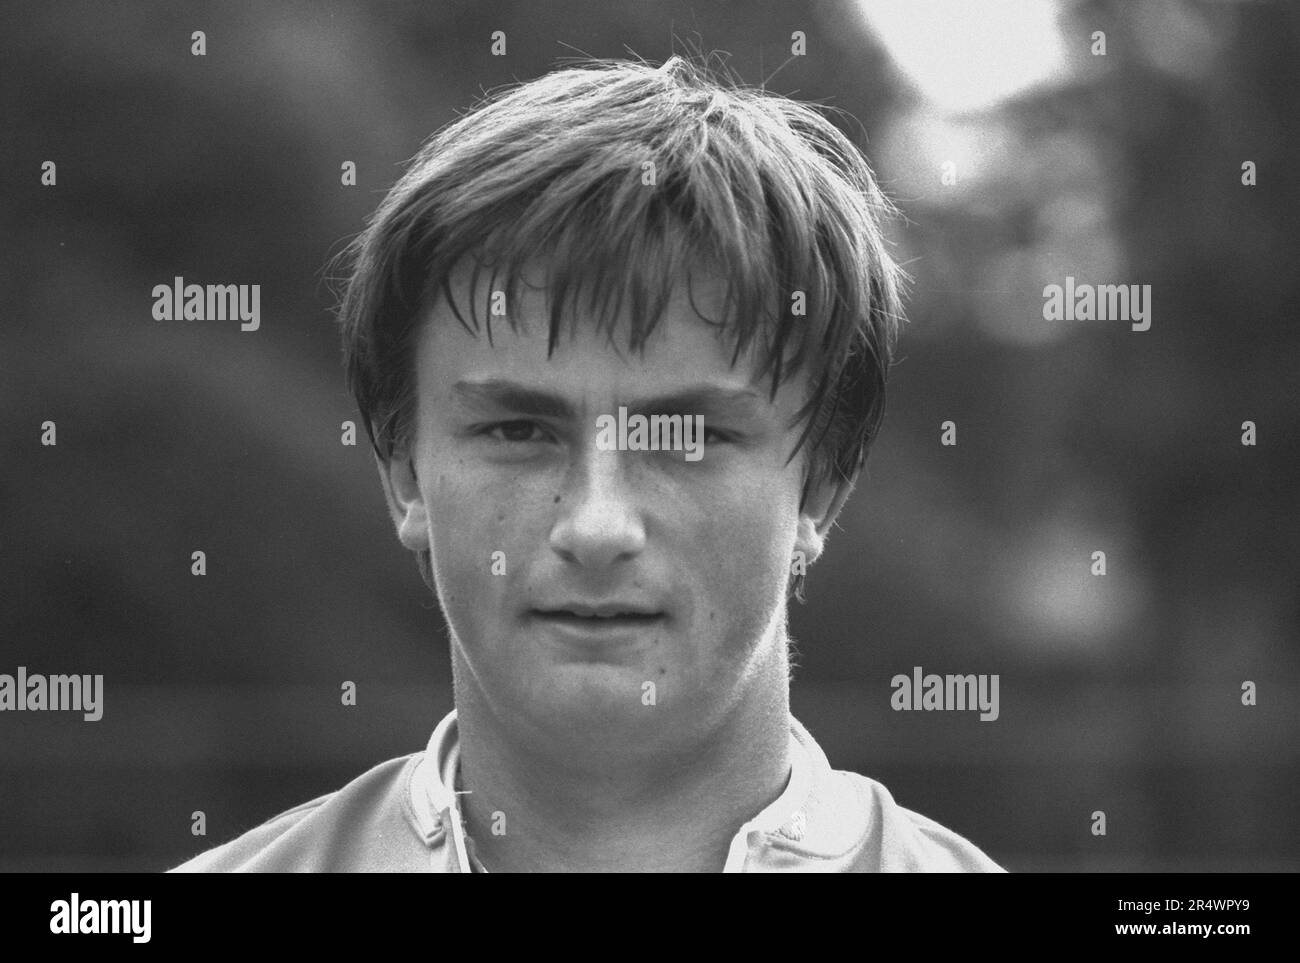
[530,605,664,657]
[531,601,666,626]
[534,609,663,622]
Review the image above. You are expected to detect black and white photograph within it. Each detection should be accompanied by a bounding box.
[2,0,1296,924]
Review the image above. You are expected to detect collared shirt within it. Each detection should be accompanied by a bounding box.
[410,709,822,873]
[172,710,1005,873]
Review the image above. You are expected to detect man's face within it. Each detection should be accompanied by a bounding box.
[383,264,836,756]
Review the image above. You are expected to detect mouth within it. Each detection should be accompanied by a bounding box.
[528,604,667,658]
[532,609,665,627]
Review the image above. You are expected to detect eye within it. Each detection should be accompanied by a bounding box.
[655,423,732,461]
[663,423,730,445]
[479,420,550,443]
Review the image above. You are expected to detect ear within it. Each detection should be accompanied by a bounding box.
[794,472,856,567]
[375,449,431,553]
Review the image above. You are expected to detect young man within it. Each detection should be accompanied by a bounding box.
[173,56,1003,873]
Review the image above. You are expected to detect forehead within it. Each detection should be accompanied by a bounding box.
[415,259,785,401]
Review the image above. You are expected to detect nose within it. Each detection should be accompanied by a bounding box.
[548,445,646,568]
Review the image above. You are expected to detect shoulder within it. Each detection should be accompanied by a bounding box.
[786,716,1005,873]
[169,753,426,873]
[833,769,1006,872]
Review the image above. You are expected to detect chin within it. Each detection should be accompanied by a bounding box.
[523,668,673,736]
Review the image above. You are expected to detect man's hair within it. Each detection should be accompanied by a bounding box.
[332,54,906,595]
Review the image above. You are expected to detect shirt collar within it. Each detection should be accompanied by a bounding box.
[410,708,819,872]
[411,709,485,872]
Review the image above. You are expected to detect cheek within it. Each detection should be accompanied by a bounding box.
[422,470,542,620]
[689,474,799,633]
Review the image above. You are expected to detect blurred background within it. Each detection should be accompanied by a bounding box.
[2,0,1297,872]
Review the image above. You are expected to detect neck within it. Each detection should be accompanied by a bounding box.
[452,654,792,873]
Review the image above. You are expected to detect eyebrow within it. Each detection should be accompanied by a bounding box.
[452,379,766,420]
